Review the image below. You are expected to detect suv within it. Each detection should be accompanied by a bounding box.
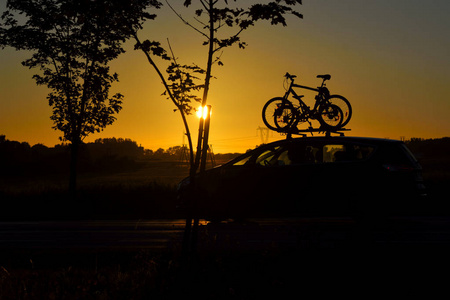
[177,137,426,220]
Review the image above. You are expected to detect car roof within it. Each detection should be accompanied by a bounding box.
[222,136,404,166]
[254,136,420,166]
[265,136,403,147]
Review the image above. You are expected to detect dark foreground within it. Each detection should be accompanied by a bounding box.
[0,140,448,298]
[1,217,450,299]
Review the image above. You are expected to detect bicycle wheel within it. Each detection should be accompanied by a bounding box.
[318,104,343,130]
[327,95,352,127]
[262,97,296,131]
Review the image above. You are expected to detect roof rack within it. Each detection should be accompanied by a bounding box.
[279,127,351,139]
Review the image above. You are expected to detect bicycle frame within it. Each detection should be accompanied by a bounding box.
[283,79,330,114]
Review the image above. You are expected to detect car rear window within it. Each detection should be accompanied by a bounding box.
[377,143,417,165]
[400,144,419,163]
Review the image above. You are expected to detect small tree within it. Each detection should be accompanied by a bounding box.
[134,0,303,178]
[0,0,160,195]
[133,1,302,253]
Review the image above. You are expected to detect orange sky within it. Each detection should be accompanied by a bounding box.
[1,0,449,153]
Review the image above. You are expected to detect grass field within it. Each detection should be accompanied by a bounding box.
[0,160,192,220]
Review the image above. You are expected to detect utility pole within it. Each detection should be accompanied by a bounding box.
[179,132,189,166]
[257,126,270,144]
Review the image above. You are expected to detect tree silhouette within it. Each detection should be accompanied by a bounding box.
[0,0,160,196]
[132,0,302,253]
[133,0,302,178]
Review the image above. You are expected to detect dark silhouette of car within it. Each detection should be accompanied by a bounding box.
[177,136,426,220]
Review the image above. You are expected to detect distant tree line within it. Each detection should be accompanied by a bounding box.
[0,135,141,176]
[0,135,242,177]
[404,137,450,160]
[4,134,446,178]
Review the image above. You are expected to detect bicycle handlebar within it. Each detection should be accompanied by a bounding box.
[285,72,297,80]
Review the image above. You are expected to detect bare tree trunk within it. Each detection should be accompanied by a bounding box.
[193,0,215,176]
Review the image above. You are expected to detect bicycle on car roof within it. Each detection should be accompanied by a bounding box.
[262,72,352,134]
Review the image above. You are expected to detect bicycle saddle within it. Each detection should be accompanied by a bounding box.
[317,74,331,80]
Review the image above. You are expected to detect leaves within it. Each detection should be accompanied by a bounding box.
[165,61,205,115]
[135,40,170,60]
[0,0,161,143]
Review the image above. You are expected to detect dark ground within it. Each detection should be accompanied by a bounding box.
[1,227,449,299]
[0,143,449,299]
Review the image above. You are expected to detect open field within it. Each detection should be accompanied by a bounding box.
[0,151,449,220]
[0,161,191,220]
[0,157,236,220]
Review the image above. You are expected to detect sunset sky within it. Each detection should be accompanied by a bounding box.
[1,0,449,153]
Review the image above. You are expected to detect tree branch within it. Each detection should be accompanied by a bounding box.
[134,32,195,167]
[166,0,209,39]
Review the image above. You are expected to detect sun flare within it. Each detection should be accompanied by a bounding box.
[196,106,211,119]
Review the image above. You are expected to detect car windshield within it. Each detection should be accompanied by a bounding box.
[255,147,281,166]
[231,146,282,166]
[232,153,252,166]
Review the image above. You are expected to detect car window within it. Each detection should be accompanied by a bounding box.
[323,143,375,163]
[232,141,375,167]
[255,146,281,166]
[231,146,282,166]
[272,143,321,165]
[353,144,375,160]
[276,150,291,165]
[282,144,321,165]
[323,144,345,162]
[378,144,414,165]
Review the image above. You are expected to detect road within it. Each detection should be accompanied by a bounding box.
[1,216,450,252]
[0,219,192,251]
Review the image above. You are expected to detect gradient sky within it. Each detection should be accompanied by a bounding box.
[1,0,449,153]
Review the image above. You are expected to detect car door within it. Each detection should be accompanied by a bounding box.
[247,140,321,216]
[211,142,316,218]
[211,145,285,217]
[314,142,377,215]
[280,141,326,215]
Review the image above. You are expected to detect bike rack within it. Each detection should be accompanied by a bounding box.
[277,127,351,139]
